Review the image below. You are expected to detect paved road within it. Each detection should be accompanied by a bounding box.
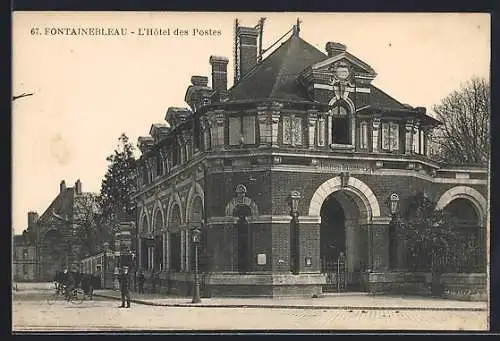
[12,297,488,331]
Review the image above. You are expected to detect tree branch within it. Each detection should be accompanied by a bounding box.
[13,92,34,101]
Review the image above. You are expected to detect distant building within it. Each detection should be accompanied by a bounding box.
[12,234,37,282]
[17,179,99,281]
[133,21,488,298]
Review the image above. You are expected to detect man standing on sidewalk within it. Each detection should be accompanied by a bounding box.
[118,266,131,308]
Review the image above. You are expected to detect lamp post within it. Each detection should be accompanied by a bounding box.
[389,193,399,217]
[388,193,400,270]
[191,226,201,303]
[288,191,301,274]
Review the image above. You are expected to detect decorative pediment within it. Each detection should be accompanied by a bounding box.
[311,53,376,79]
[149,123,171,142]
[165,107,192,129]
[137,136,154,153]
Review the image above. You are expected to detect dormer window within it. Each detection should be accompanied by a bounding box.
[331,106,349,145]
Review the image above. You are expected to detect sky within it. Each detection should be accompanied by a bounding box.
[12,12,490,234]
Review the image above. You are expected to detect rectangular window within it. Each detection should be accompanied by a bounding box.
[23,264,28,275]
[229,116,256,145]
[242,116,256,144]
[229,117,241,145]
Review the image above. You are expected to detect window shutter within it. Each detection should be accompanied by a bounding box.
[381,123,390,150]
[390,122,399,151]
[283,116,292,144]
[293,116,302,145]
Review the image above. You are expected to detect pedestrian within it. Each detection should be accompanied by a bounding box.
[118,266,131,308]
[137,270,145,294]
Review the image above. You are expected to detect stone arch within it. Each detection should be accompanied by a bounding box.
[329,97,356,115]
[139,206,151,233]
[436,186,487,224]
[186,182,205,223]
[152,204,165,233]
[166,193,184,231]
[225,196,259,217]
[308,176,381,221]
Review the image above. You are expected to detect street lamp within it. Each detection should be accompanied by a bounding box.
[389,193,400,270]
[191,226,202,303]
[389,193,400,217]
[288,191,301,274]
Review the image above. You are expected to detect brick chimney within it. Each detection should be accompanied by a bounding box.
[75,179,82,194]
[325,42,347,57]
[27,211,39,228]
[60,180,66,193]
[237,26,259,78]
[209,56,229,92]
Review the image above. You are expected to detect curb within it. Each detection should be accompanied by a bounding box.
[93,293,487,312]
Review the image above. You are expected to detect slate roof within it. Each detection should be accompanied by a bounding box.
[228,34,420,113]
[369,85,408,111]
[229,35,327,101]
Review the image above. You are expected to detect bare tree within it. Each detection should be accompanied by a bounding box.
[432,77,490,166]
[52,193,102,258]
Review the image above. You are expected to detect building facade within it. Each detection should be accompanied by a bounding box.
[133,23,488,298]
[12,235,37,282]
[17,179,99,281]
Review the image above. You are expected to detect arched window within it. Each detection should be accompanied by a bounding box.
[169,204,182,272]
[331,105,350,145]
[153,212,164,271]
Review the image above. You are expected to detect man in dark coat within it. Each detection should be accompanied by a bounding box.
[137,271,145,294]
[118,266,131,308]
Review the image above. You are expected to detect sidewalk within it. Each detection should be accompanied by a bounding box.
[93,290,487,311]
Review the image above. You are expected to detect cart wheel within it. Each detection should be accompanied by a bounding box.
[46,293,58,305]
[70,289,85,304]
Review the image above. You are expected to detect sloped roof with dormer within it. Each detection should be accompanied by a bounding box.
[227,33,432,119]
[229,35,327,101]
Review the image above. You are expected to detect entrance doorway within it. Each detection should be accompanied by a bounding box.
[320,191,368,292]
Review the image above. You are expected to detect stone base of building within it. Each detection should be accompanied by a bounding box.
[142,271,326,298]
[367,271,487,301]
[440,273,487,301]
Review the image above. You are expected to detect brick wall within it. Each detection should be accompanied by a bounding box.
[298,223,321,273]
[271,223,290,272]
[207,170,271,217]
